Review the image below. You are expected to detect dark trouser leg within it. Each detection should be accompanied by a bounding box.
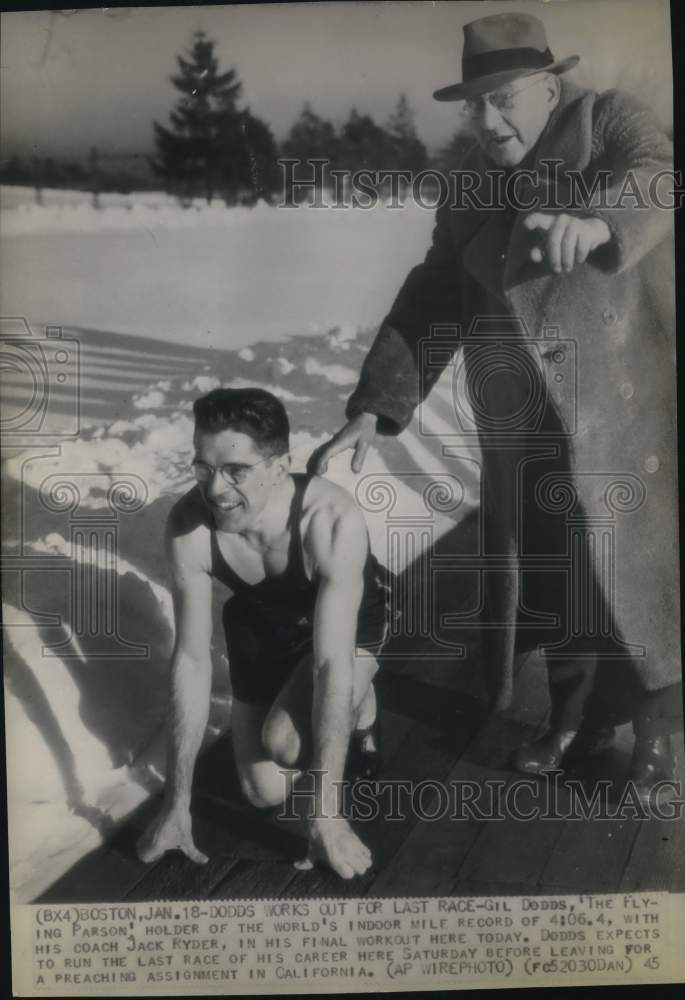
[511,656,602,774]
[629,683,682,803]
[633,683,684,738]
[547,656,597,732]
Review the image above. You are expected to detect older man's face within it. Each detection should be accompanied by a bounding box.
[466,73,560,167]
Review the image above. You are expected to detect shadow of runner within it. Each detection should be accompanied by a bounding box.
[3,645,117,840]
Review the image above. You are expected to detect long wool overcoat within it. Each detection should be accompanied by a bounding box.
[346,79,679,715]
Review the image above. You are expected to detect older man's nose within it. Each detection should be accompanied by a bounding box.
[480,98,502,130]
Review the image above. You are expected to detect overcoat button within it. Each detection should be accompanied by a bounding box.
[620,382,634,399]
[602,307,618,325]
[644,455,659,473]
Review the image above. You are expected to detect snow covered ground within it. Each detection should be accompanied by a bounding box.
[1,189,481,901]
[1,185,435,348]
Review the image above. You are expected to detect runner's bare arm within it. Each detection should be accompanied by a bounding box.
[304,500,373,878]
[163,521,215,808]
[137,504,218,864]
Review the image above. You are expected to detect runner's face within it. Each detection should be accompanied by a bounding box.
[193,428,281,532]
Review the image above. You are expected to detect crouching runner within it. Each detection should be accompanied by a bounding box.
[137,387,392,879]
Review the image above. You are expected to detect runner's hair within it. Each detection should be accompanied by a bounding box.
[193,387,290,457]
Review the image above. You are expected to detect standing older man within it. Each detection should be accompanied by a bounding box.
[316,12,681,798]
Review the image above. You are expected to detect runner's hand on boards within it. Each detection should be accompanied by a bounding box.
[136,804,208,865]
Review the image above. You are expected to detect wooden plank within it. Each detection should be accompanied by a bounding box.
[369,647,553,897]
[620,815,685,893]
[36,840,152,904]
[539,730,683,893]
[539,818,640,895]
[448,681,565,894]
[452,784,566,892]
[193,793,308,864]
[280,858,376,900]
[446,647,634,894]
[210,859,298,899]
[125,854,242,901]
[368,761,499,898]
[455,880,551,897]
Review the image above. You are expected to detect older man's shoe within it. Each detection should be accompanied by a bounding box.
[510,729,578,774]
[630,736,675,806]
[511,724,617,775]
[565,724,616,761]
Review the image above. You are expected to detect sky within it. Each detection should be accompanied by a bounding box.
[0,0,674,161]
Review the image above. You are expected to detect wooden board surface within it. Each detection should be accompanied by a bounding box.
[35,654,684,903]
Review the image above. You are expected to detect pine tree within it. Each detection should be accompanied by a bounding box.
[153,31,245,203]
[281,103,338,163]
[337,108,392,172]
[386,94,427,172]
[236,111,281,203]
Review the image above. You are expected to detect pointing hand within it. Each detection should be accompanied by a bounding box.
[524,213,611,272]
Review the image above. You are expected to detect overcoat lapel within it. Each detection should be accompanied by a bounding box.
[460,207,511,303]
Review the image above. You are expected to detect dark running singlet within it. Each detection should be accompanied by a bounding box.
[211,473,393,705]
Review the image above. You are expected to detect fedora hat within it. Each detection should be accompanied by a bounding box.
[433,12,579,102]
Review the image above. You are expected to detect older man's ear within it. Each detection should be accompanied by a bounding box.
[543,72,561,112]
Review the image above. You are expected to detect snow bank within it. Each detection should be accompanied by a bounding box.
[1,185,433,237]
[303,356,358,386]
[2,190,434,349]
[5,411,196,507]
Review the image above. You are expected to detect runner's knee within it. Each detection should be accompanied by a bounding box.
[238,768,288,809]
[262,710,302,768]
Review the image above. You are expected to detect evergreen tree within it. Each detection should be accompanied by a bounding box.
[0,154,27,185]
[281,102,338,163]
[337,108,392,172]
[236,111,281,203]
[386,94,427,172]
[153,31,244,203]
